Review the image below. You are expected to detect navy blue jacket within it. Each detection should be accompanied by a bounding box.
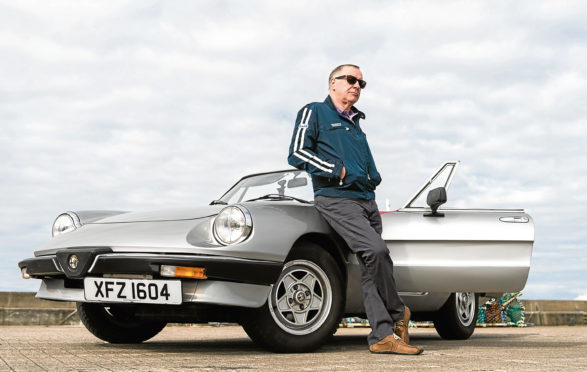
[288,96,382,200]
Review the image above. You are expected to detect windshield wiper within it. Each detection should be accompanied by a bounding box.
[245,194,312,204]
[210,200,228,205]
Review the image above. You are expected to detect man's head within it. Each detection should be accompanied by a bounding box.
[328,64,365,109]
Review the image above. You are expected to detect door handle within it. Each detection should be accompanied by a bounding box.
[499,216,529,223]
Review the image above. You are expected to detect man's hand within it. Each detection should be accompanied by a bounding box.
[340,166,346,180]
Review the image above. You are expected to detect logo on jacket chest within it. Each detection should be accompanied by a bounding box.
[330,123,342,127]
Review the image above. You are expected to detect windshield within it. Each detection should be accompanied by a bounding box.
[218,170,314,204]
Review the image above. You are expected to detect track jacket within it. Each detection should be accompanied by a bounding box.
[287,95,382,200]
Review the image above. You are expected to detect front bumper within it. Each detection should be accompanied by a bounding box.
[19,248,283,286]
[19,248,283,308]
[35,278,272,308]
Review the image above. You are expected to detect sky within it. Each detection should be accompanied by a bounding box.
[1,0,585,300]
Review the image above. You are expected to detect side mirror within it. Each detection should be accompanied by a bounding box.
[424,187,447,217]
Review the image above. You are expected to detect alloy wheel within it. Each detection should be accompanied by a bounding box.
[268,259,332,335]
[455,292,476,326]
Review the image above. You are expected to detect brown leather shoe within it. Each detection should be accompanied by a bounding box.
[369,333,423,355]
[394,306,411,344]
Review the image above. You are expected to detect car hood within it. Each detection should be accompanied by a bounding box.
[34,205,227,256]
[91,205,225,223]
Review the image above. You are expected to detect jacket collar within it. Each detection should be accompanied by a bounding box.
[324,95,366,120]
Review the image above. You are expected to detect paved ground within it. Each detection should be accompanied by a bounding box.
[0,325,585,371]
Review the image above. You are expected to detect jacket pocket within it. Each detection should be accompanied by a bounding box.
[367,177,378,191]
[328,124,352,136]
[340,170,369,191]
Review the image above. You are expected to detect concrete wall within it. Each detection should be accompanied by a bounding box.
[522,299,587,326]
[1,292,585,326]
[0,292,75,309]
[0,292,79,326]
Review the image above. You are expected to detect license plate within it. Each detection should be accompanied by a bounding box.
[84,278,182,305]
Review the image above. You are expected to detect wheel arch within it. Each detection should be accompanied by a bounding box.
[286,233,349,285]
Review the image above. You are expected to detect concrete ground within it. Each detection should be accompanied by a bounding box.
[0,325,585,371]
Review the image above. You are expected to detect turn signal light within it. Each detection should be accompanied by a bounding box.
[21,267,30,279]
[160,265,207,279]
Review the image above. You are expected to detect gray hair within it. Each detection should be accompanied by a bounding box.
[328,64,360,86]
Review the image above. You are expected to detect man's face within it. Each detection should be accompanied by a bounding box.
[330,66,363,106]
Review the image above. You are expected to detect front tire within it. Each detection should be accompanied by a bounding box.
[77,302,167,343]
[241,244,344,353]
[433,292,478,340]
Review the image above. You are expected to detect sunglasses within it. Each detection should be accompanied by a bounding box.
[335,75,367,89]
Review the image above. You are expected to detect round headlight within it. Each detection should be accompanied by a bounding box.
[52,212,80,237]
[213,206,252,245]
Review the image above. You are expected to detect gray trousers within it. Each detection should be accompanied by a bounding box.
[314,195,405,345]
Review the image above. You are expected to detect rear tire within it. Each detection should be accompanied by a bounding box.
[77,302,167,343]
[241,243,344,353]
[433,292,478,340]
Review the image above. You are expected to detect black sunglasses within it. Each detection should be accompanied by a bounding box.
[335,75,367,89]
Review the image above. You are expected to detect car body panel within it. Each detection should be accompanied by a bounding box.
[35,203,333,263]
[383,209,533,292]
[74,210,129,224]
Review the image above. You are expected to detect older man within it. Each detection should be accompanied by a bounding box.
[287,64,423,355]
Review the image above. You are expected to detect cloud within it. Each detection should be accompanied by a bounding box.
[1,1,586,298]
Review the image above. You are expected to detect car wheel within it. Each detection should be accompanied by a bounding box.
[433,292,478,340]
[77,302,167,343]
[241,244,344,353]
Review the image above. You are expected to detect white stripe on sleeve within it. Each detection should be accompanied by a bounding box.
[292,107,337,173]
[293,152,333,173]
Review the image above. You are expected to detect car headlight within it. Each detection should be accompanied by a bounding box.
[213,205,252,245]
[52,212,81,237]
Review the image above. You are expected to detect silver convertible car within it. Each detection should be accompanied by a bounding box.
[19,161,534,352]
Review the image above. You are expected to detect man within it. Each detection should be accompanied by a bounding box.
[287,64,423,355]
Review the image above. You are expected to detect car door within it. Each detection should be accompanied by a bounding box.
[382,162,534,292]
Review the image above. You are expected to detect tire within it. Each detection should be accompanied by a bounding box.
[241,243,344,353]
[433,292,478,340]
[77,302,167,343]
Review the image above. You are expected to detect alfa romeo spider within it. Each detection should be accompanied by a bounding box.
[18,161,534,352]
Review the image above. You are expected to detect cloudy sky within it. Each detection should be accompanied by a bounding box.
[1,0,585,300]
